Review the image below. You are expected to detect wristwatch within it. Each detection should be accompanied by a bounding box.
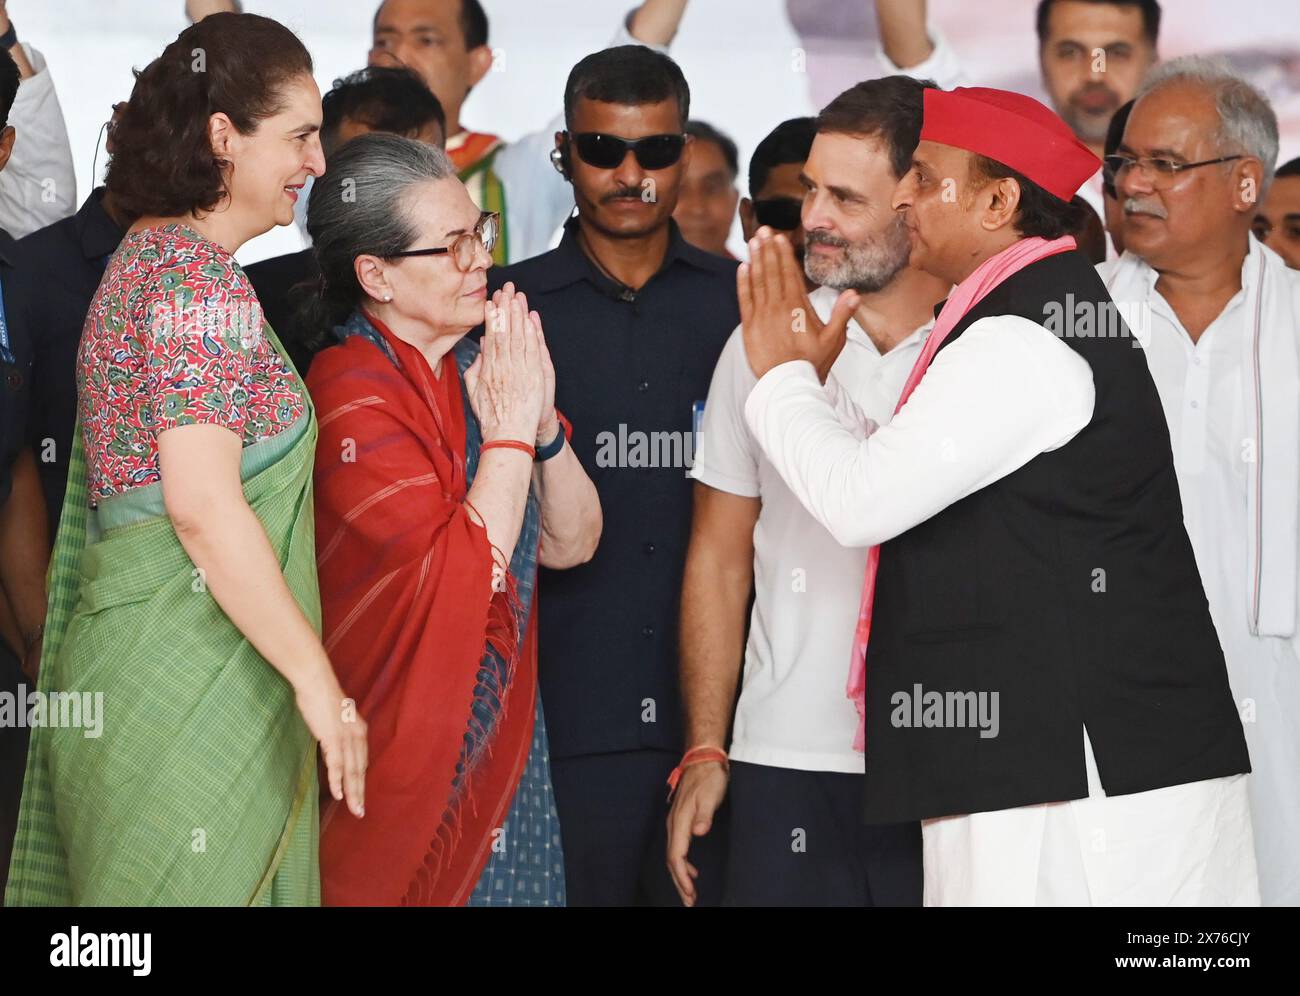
[535,422,565,462]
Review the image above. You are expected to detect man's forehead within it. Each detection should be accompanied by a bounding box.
[1263,175,1300,206]
[687,140,729,173]
[375,0,457,30]
[571,97,681,133]
[911,139,964,167]
[809,130,892,165]
[1042,1,1148,43]
[758,160,807,198]
[806,134,900,192]
[1124,86,1219,149]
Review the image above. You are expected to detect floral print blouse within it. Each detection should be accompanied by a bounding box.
[77,223,306,502]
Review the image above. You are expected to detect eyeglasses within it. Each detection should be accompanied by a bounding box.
[569,132,688,171]
[1103,153,1244,189]
[385,211,499,271]
[752,197,803,232]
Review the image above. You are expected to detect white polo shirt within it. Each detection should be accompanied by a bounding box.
[690,286,928,773]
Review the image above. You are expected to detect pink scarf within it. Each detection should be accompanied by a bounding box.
[847,235,1077,751]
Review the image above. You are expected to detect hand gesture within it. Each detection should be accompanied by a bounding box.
[739,227,859,382]
[534,310,560,447]
[464,282,547,443]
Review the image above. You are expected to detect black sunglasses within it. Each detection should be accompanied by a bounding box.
[752,197,803,232]
[569,131,687,171]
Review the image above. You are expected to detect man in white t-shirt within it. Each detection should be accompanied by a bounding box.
[665,76,950,907]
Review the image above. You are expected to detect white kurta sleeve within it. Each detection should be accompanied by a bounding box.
[876,25,969,90]
[822,368,880,438]
[743,315,1096,549]
[0,43,76,238]
[491,9,671,261]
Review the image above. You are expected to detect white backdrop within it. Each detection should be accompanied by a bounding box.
[10,0,1300,264]
[11,0,813,263]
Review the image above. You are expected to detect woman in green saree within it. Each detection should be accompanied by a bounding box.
[4,13,367,906]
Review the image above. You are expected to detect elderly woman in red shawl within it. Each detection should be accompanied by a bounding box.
[301,133,601,906]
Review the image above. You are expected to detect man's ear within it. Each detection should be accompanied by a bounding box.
[355,254,392,304]
[1232,158,1266,215]
[466,44,494,91]
[0,126,15,175]
[739,196,756,240]
[981,176,1022,233]
[551,132,571,180]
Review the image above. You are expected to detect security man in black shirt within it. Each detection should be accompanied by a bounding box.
[489,46,738,905]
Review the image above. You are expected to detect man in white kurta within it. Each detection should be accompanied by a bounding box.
[738,83,1258,906]
[1102,56,1300,906]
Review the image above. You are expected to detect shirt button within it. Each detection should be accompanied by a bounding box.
[641,625,655,638]
[643,541,656,554]
[636,380,649,393]
[1190,400,1199,408]
[1192,356,1202,366]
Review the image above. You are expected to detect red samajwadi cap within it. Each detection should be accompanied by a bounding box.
[919,86,1101,202]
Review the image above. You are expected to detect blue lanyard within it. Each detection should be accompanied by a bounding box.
[0,273,14,366]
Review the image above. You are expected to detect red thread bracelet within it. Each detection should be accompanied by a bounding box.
[481,439,536,459]
[666,746,729,801]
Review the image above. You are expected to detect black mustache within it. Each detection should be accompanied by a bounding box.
[603,188,644,203]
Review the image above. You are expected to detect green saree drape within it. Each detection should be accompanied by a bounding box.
[5,324,322,907]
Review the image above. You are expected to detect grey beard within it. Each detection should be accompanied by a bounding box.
[804,217,911,293]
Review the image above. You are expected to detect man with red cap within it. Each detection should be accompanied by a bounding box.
[737,85,1258,905]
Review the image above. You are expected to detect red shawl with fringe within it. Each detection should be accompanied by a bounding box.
[308,313,536,906]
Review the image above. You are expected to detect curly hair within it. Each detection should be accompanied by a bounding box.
[105,12,313,219]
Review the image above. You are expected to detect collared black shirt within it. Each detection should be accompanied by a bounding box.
[490,218,739,759]
[0,227,31,506]
[4,187,125,534]
[244,247,322,376]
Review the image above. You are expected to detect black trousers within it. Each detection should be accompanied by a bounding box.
[0,640,30,895]
[723,760,922,906]
[549,748,728,906]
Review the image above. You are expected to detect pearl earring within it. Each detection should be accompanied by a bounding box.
[384,294,392,302]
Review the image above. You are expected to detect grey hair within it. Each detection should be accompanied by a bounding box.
[1137,55,1280,192]
[301,132,456,332]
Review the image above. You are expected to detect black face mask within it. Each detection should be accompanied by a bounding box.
[751,197,803,232]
